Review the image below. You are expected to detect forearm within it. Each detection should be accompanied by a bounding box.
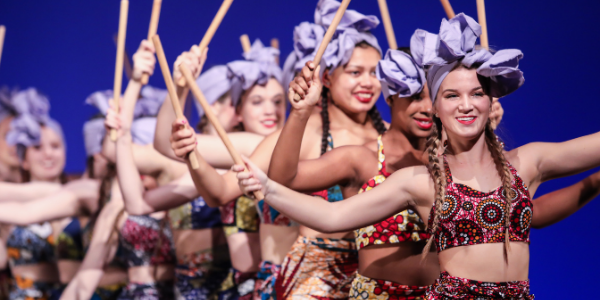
[0,182,61,202]
[116,134,155,215]
[188,159,240,207]
[0,190,79,225]
[268,108,312,186]
[60,270,104,300]
[154,88,186,161]
[532,171,600,228]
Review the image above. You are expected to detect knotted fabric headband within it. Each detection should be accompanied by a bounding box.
[376,49,425,100]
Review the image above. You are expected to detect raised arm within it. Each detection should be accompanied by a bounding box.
[236,158,433,233]
[518,130,600,185]
[532,169,600,229]
[60,181,125,300]
[0,179,99,225]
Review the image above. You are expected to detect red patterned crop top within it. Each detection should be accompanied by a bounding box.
[354,135,429,250]
[428,157,532,253]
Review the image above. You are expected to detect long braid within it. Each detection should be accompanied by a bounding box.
[484,120,514,255]
[320,88,331,155]
[422,117,445,259]
[367,106,387,134]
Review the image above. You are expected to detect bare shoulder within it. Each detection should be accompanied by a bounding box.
[390,165,434,206]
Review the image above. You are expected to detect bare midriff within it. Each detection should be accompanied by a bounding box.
[128,265,175,284]
[226,232,261,273]
[358,242,439,286]
[260,224,298,265]
[11,263,59,282]
[173,228,227,259]
[439,242,530,282]
[300,226,354,240]
[98,266,128,287]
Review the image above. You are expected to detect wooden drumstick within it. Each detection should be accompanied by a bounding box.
[180,63,265,200]
[240,34,251,53]
[140,0,162,85]
[376,0,397,50]
[476,0,489,50]
[293,0,352,102]
[113,34,133,80]
[440,0,455,19]
[0,26,6,68]
[271,38,279,65]
[111,0,129,141]
[152,35,200,169]
[176,0,234,86]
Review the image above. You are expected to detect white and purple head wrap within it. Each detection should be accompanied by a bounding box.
[410,13,524,102]
[5,88,65,161]
[376,49,426,100]
[227,39,282,105]
[282,0,382,90]
[195,65,235,117]
[83,86,166,156]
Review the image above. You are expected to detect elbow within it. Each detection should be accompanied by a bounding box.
[123,203,152,216]
[201,194,227,208]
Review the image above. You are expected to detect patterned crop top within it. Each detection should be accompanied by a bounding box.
[221,195,260,237]
[119,215,175,267]
[428,157,533,253]
[56,217,84,261]
[7,223,55,266]
[169,196,222,230]
[354,135,429,250]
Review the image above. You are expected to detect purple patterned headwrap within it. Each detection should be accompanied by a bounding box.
[83,86,166,156]
[5,88,64,161]
[195,65,234,117]
[282,0,381,90]
[227,39,282,105]
[376,49,425,100]
[410,13,524,102]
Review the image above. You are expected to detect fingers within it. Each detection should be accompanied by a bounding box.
[313,65,321,84]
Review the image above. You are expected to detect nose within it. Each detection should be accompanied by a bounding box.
[359,73,374,89]
[264,101,276,116]
[420,98,433,116]
[458,95,474,113]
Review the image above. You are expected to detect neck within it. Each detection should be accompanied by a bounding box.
[386,127,426,152]
[30,175,62,184]
[446,131,490,166]
[328,99,370,128]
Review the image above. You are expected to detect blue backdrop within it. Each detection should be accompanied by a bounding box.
[0,1,598,297]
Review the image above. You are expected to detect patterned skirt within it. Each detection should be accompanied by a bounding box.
[256,261,280,300]
[426,272,534,299]
[220,267,258,300]
[9,275,61,300]
[275,236,358,300]
[350,273,427,300]
[174,245,232,300]
[116,281,174,300]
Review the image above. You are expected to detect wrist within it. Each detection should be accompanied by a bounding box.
[291,106,313,120]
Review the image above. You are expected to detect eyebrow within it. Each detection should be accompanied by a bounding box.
[442,86,483,93]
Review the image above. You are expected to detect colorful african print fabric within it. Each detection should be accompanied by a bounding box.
[93,283,126,300]
[355,135,429,250]
[7,224,55,266]
[116,281,174,300]
[275,236,358,299]
[220,268,258,300]
[350,273,427,300]
[256,261,280,300]
[169,196,222,230]
[428,157,532,253]
[426,272,534,299]
[221,196,260,237]
[56,218,84,261]
[174,244,232,300]
[9,275,61,300]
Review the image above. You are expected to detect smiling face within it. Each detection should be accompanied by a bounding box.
[390,83,433,138]
[434,66,492,142]
[22,126,66,182]
[237,78,286,136]
[0,117,20,168]
[323,44,382,115]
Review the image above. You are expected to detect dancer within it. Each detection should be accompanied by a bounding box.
[169,1,388,298]
[232,13,600,299]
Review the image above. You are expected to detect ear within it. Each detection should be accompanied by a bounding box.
[322,71,332,89]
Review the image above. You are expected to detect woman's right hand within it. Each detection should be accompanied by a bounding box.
[132,39,156,82]
[232,157,270,199]
[172,45,208,84]
[289,61,322,111]
[170,118,197,159]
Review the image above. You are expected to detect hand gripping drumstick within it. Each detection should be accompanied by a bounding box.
[140,0,162,85]
[152,35,200,169]
[440,0,456,19]
[176,0,234,87]
[111,0,129,141]
[476,0,489,50]
[0,26,6,68]
[376,0,397,50]
[179,63,265,201]
[292,0,352,102]
[240,34,251,53]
